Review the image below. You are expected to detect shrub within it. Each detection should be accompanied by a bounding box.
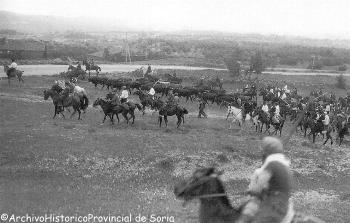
[338,64,348,71]
[335,74,347,89]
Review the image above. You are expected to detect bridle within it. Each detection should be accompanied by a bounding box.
[177,175,227,200]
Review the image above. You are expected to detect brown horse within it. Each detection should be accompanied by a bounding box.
[3,65,24,86]
[158,105,188,128]
[174,167,325,223]
[82,60,101,77]
[43,88,89,119]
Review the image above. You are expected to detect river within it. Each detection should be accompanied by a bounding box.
[0,64,225,77]
[1,64,349,77]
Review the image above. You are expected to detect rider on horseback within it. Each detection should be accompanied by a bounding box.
[262,101,269,118]
[165,90,176,110]
[7,59,17,76]
[120,86,129,103]
[237,137,294,223]
[149,86,156,100]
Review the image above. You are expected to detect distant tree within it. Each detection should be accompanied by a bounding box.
[338,64,347,71]
[224,47,242,77]
[308,55,323,70]
[250,50,264,74]
[43,44,48,59]
[335,74,347,89]
[103,48,110,60]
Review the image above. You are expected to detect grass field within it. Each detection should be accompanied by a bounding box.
[0,71,350,223]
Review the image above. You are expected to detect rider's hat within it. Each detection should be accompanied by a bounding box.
[261,137,284,160]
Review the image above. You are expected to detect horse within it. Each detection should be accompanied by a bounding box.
[104,94,142,124]
[82,60,101,77]
[68,64,78,72]
[326,116,350,146]
[158,105,188,128]
[43,88,88,120]
[255,109,272,133]
[134,90,159,115]
[226,105,247,129]
[270,114,286,136]
[3,65,24,86]
[174,167,325,223]
[92,98,129,124]
[303,114,327,143]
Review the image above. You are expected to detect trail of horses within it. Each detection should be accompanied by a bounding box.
[0,75,349,223]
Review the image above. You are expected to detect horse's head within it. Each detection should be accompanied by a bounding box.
[174,167,224,202]
[43,89,51,100]
[92,98,102,107]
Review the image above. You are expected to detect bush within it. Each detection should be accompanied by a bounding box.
[59,70,87,80]
[338,64,348,71]
[335,74,347,89]
[224,59,241,77]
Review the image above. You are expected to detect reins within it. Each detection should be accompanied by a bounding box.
[192,193,227,199]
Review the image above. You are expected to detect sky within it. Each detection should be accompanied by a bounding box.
[1,0,350,39]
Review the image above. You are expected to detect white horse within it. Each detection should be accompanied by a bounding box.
[227,105,250,129]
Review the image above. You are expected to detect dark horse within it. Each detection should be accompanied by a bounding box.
[3,65,24,86]
[82,60,101,77]
[43,88,89,120]
[174,167,325,223]
[303,114,329,143]
[158,105,188,128]
[104,94,142,124]
[92,98,130,124]
[133,90,164,115]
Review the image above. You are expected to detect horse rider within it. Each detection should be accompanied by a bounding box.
[77,61,82,70]
[165,90,176,109]
[325,103,331,114]
[174,93,180,105]
[237,137,294,223]
[145,64,152,75]
[7,59,18,76]
[322,111,330,130]
[120,86,129,103]
[107,89,121,107]
[271,102,281,124]
[198,98,207,118]
[262,101,269,117]
[149,86,156,100]
[243,84,249,93]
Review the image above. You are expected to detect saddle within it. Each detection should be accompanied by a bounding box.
[272,114,280,124]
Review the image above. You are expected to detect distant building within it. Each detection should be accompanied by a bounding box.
[0,38,46,59]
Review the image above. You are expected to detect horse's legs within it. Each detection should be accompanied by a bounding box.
[70,109,77,118]
[164,116,168,127]
[130,111,135,124]
[122,112,129,124]
[177,116,181,128]
[158,116,162,127]
[77,109,81,120]
[115,114,120,123]
[103,115,107,123]
[53,106,57,119]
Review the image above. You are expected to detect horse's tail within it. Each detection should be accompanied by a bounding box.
[81,95,89,110]
[136,103,142,111]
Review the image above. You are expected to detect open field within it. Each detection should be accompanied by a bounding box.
[0,71,350,223]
